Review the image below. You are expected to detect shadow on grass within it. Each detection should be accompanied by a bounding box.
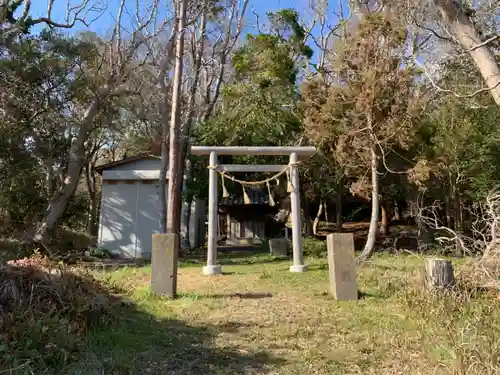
[65,295,283,375]
[180,292,273,300]
[2,258,284,375]
[181,246,290,267]
[358,290,377,299]
[216,320,270,333]
[218,256,288,266]
[306,263,329,271]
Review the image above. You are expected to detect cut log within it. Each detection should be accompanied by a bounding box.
[424,258,455,291]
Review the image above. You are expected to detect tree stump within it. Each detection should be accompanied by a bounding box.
[424,258,455,291]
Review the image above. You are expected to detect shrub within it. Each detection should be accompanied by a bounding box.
[302,237,327,257]
[401,270,500,375]
[88,247,113,259]
[0,253,119,372]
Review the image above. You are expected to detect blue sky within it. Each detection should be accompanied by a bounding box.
[27,0,348,68]
[29,0,343,36]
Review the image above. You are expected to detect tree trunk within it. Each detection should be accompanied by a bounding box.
[182,200,193,247]
[181,158,193,249]
[335,192,343,230]
[159,131,169,233]
[324,201,329,223]
[45,159,54,197]
[33,98,101,246]
[483,219,500,259]
[435,0,500,106]
[393,200,400,221]
[84,161,98,237]
[492,218,497,244]
[444,193,452,228]
[449,175,463,255]
[158,26,177,234]
[302,196,314,237]
[88,198,98,237]
[166,0,187,234]
[380,198,389,236]
[176,2,207,234]
[452,184,463,233]
[313,200,324,235]
[358,144,379,262]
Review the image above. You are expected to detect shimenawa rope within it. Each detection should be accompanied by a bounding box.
[207,161,301,205]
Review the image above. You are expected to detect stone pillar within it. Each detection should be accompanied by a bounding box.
[289,152,307,272]
[203,151,222,275]
[327,233,358,300]
[269,238,288,258]
[151,233,179,298]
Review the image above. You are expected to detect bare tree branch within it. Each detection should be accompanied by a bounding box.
[470,34,500,51]
[413,57,500,98]
[1,0,105,33]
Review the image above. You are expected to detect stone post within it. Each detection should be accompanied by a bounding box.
[327,233,358,300]
[151,233,179,298]
[269,238,288,258]
[289,152,307,272]
[203,151,222,275]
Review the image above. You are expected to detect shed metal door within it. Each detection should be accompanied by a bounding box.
[98,182,138,258]
[136,181,164,258]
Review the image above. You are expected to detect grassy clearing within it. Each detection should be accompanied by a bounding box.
[59,252,500,375]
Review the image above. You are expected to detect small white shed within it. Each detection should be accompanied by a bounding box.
[96,155,205,259]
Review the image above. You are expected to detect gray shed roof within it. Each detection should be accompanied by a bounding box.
[95,154,160,174]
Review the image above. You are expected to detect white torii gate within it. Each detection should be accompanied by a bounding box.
[191,146,316,275]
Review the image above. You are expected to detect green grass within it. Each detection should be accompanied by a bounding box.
[60,252,500,375]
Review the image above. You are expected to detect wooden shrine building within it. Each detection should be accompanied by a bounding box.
[218,187,280,245]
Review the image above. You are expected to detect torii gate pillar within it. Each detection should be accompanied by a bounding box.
[191,146,316,275]
[204,151,222,275]
[288,152,306,272]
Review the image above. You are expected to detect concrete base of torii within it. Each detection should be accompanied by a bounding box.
[289,264,308,273]
[203,265,222,275]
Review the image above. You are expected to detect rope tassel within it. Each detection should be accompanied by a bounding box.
[221,173,229,198]
[242,185,251,204]
[286,170,293,193]
[267,181,275,207]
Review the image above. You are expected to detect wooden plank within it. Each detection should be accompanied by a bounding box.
[218,164,287,173]
[191,146,316,156]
